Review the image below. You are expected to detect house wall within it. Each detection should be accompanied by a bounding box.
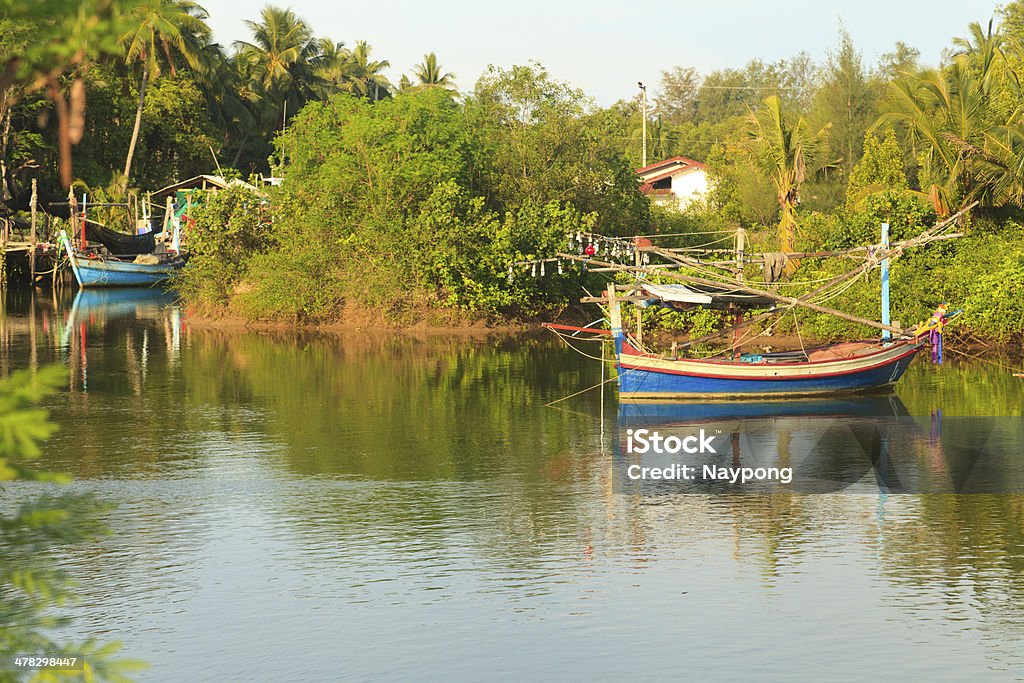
[670,170,709,210]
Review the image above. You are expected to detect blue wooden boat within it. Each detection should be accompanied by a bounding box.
[605,287,924,399]
[59,230,182,288]
[540,213,972,401]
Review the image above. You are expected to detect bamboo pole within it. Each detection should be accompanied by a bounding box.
[563,251,905,334]
[633,247,643,344]
[562,201,977,338]
[673,262,881,348]
[735,227,746,282]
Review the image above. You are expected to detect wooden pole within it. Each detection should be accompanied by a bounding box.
[80,192,87,250]
[735,227,746,282]
[164,196,173,237]
[30,179,37,282]
[68,189,78,249]
[634,247,643,344]
[607,284,622,356]
[881,222,891,340]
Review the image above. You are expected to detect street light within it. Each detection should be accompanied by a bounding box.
[638,82,647,166]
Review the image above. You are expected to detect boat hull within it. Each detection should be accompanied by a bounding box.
[617,340,923,399]
[58,229,180,288]
[73,257,178,287]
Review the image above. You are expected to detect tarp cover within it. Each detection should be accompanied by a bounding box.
[640,283,776,309]
[85,223,156,255]
[641,283,714,304]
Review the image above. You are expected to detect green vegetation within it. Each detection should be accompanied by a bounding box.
[2,2,1024,342]
[0,367,145,682]
[179,68,634,320]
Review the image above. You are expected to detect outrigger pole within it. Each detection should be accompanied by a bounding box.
[562,202,976,340]
[563,252,905,335]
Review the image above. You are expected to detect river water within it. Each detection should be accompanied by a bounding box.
[2,289,1024,681]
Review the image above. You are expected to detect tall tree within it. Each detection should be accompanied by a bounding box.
[875,41,921,82]
[656,66,700,123]
[315,37,350,94]
[813,29,876,175]
[119,0,210,187]
[412,52,456,91]
[235,5,323,132]
[341,41,391,101]
[744,95,830,261]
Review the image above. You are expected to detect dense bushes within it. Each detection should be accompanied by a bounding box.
[180,74,638,321]
[174,81,574,318]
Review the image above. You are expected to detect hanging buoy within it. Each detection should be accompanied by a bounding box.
[531,263,537,277]
[507,266,514,284]
[540,262,545,276]
[584,243,596,256]
[557,260,563,275]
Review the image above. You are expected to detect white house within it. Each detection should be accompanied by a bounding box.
[636,156,709,210]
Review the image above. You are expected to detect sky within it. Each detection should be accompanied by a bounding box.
[200,0,1003,105]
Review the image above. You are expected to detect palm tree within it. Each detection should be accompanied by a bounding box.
[341,41,392,101]
[630,114,677,162]
[411,52,456,91]
[874,40,1015,215]
[198,47,260,167]
[234,6,324,130]
[871,19,1024,215]
[119,0,211,187]
[316,38,350,95]
[952,20,1005,89]
[744,95,830,263]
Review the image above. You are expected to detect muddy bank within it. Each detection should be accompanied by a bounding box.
[180,303,1021,357]
[181,302,535,337]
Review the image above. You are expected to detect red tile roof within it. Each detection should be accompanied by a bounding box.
[636,155,706,176]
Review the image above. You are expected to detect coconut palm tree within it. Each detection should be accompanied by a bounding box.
[341,41,392,101]
[411,52,456,91]
[198,47,260,167]
[234,6,324,130]
[316,38,351,95]
[952,19,1005,89]
[874,39,1019,215]
[119,0,211,187]
[744,95,830,262]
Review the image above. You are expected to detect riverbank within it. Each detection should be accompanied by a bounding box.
[181,302,533,337]
[180,303,1023,358]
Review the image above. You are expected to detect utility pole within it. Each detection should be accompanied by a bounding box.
[638,82,647,166]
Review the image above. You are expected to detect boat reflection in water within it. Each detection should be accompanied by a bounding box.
[62,287,183,392]
[613,394,1023,495]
